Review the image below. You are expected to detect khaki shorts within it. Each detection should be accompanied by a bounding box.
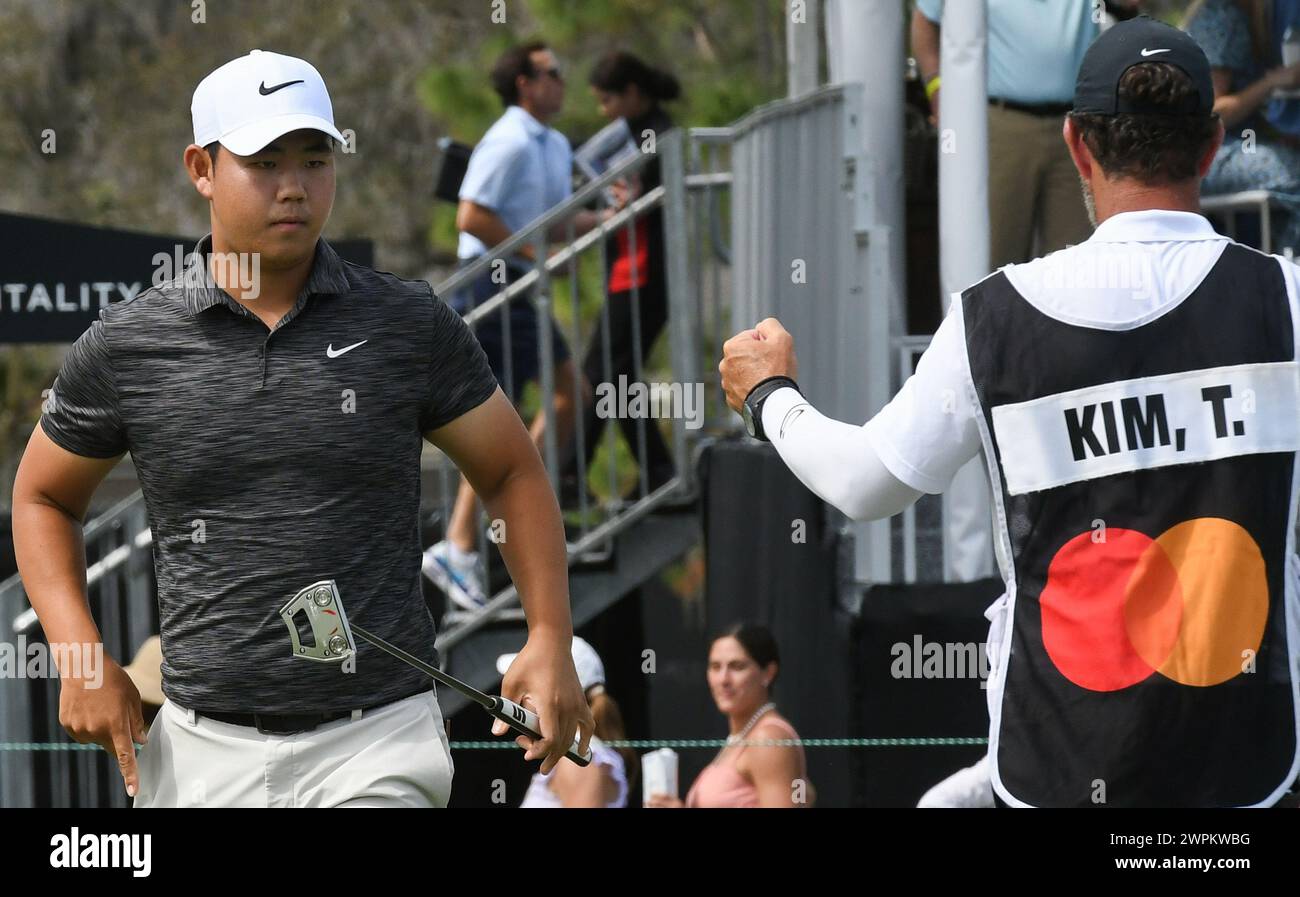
[133,689,453,808]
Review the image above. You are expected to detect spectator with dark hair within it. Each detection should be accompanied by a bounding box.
[1069,64,1225,216]
[426,41,615,610]
[489,41,550,107]
[1184,0,1300,251]
[646,623,811,808]
[557,51,682,502]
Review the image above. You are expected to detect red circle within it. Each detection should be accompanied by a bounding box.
[1040,528,1181,692]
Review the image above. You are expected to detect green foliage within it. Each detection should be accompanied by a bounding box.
[0,0,792,503]
[413,0,789,260]
[418,63,504,144]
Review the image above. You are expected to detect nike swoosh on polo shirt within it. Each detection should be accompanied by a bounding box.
[326,340,368,358]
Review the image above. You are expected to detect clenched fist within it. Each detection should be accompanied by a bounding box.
[719,317,799,413]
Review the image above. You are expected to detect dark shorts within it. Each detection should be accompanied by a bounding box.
[449,261,571,401]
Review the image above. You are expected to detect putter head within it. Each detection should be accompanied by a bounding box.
[279,579,357,663]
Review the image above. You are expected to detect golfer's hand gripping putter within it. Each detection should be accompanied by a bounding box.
[489,695,593,767]
[280,580,592,767]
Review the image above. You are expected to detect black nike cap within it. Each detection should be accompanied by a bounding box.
[1073,15,1215,116]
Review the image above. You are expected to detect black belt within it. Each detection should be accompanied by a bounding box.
[196,685,429,736]
[989,97,1073,117]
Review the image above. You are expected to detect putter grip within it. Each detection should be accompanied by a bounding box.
[492,696,593,767]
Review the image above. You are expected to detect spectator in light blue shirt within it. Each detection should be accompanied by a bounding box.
[456,98,574,262]
[911,1,1124,269]
[428,42,613,612]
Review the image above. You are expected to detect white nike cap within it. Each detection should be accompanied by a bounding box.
[497,636,607,693]
[191,49,346,156]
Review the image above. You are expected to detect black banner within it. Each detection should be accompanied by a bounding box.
[0,212,373,344]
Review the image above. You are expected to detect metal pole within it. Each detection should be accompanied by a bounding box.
[938,0,996,583]
[786,0,820,97]
[826,0,903,584]
[567,217,590,530]
[534,232,559,498]
[625,216,649,499]
[661,129,696,493]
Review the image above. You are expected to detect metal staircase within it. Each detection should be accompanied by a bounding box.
[436,494,702,717]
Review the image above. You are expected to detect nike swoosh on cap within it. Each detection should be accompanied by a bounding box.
[259,79,305,95]
[326,340,368,358]
[1139,48,1171,56]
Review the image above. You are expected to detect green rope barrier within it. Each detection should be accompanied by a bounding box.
[446,737,989,749]
[0,743,102,751]
[2,736,987,752]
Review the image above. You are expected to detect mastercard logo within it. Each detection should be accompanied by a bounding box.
[1040,518,1268,692]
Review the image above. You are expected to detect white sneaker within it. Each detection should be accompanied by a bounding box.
[422,540,488,611]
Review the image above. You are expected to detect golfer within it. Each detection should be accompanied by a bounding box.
[721,17,1300,807]
[11,49,592,807]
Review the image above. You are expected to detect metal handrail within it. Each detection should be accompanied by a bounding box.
[0,488,150,604]
[458,186,665,327]
[435,143,660,298]
[688,127,733,143]
[10,526,153,634]
[726,84,845,138]
[432,126,722,646]
[435,477,687,652]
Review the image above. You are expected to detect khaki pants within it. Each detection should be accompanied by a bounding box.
[133,689,454,808]
[987,103,1093,269]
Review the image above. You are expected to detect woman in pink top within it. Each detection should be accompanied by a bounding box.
[646,623,812,808]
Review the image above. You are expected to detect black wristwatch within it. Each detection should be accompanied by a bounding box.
[741,376,800,442]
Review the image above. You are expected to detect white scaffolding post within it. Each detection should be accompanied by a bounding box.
[825,0,906,584]
[938,0,996,582]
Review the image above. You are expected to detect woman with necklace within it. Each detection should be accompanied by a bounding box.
[646,623,812,808]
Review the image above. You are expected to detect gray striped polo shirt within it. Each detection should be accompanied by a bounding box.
[40,235,498,713]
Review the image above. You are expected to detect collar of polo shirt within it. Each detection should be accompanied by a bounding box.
[1088,209,1225,244]
[181,233,351,315]
[504,103,548,139]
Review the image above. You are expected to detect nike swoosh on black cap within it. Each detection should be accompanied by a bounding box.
[1073,15,1215,116]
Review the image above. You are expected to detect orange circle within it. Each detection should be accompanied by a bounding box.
[1149,518,1268,687]
[1122,538,1183,674]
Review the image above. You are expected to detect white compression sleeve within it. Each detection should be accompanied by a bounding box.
[760,387,923,522]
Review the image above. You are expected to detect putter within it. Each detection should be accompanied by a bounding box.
[278,579,592,767]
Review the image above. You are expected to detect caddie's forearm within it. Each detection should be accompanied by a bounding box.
[762,388,923,522]
[481,466,573,641]
[12,499,104,652]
